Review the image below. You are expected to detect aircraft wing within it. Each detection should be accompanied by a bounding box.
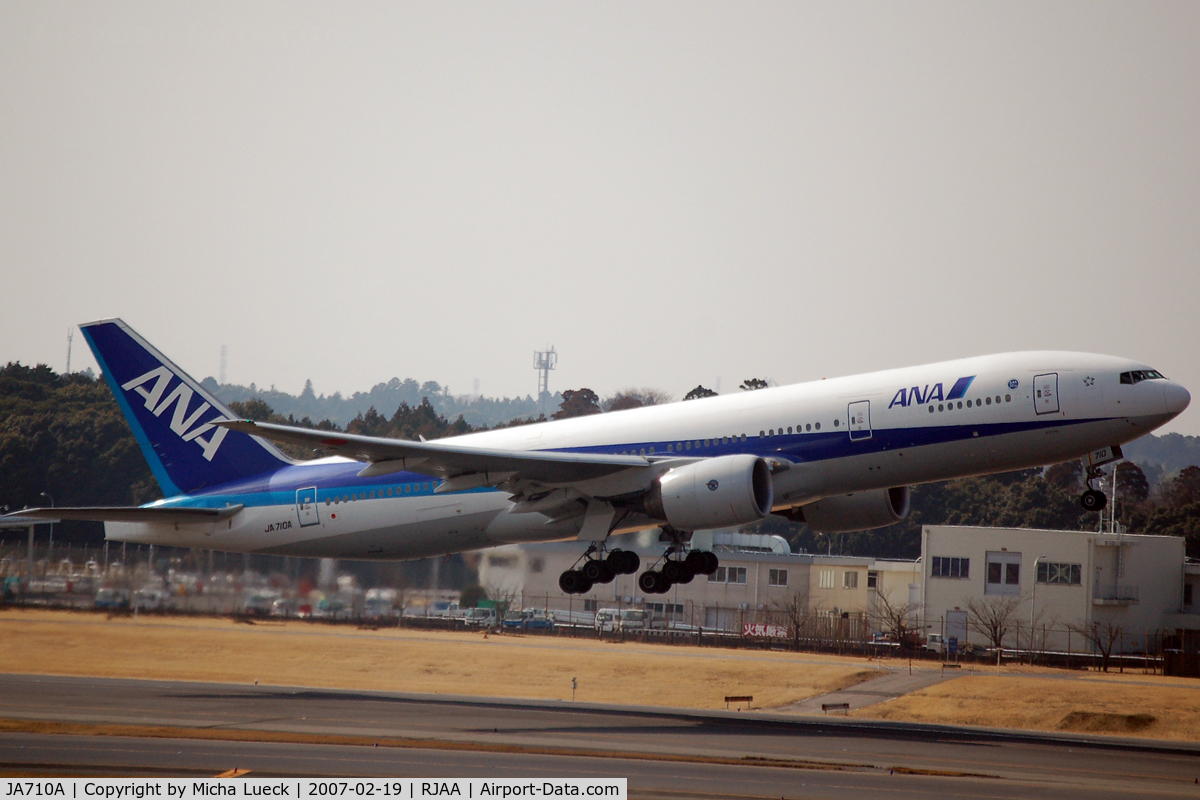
[213,419,654,486]
[7,506,244,524]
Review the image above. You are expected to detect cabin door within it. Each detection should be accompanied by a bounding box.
[1034,373,1060,415]
[296,486,320,527]
[848,400,872,441]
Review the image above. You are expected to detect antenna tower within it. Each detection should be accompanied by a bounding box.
[533,346,557,416]
[65,329,73,374]
[219,345,227,384]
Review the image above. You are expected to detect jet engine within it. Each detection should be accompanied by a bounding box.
[643,454,773,531]
[791,486,911,533]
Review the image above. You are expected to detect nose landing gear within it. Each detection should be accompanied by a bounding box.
[1080,465,1109,511]
[558,544,640,595]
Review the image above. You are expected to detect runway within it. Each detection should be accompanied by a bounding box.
[1,673,1198,799]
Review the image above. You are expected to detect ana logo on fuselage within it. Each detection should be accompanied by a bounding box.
[888,375,976,409]
[120,366,228,461]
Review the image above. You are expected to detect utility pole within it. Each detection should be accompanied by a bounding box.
[533,347,557,417]
[65,329,73,374]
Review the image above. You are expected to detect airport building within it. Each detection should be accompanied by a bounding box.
[477,529,920,634]
[479,524,1200,659]
[921,525,1198,655]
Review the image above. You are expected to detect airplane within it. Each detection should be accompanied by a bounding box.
[8,318,1191,596]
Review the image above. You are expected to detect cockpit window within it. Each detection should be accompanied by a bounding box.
[1120,369,1166,385]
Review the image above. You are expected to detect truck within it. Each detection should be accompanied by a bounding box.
[462,607,498,628]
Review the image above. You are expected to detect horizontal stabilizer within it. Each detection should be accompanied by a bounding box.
[7,505,243,525]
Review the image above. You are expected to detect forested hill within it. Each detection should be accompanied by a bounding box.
[202,376,559,430]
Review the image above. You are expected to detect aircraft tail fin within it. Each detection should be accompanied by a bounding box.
[80,319,292,496]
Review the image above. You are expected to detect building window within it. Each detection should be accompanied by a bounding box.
[529,557,544,574]
[1186,583,1194,606]
[1036,561,1081,586]
[867,571,878,588]
[583,599,597,611]
[819,569,835,589]
[709,567,727,583]
[769,569,788,587]
[985,551,1021,595]
[727,567,747,584]
[932,556,970,579]
[843,571,858,589]
[487,555,517,568]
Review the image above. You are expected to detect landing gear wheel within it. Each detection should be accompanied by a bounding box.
[559,570,592,595]
[638,571,662,594]
[699,551,719,575]
[582,558,613,584]
[639,570,672,594]
[661,560,687,584]
[675,563,696,584]
[607,549,639,575]
[684,550,707,573]
[1081,489,1108,511]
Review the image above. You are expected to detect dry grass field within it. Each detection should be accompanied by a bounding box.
[855,673,1200,741]
[0,608,874,709]
[3,608,1200,742]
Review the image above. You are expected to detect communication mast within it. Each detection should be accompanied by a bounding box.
[219,345,227,384]
[533,346,557,416]
[65,329,73,374]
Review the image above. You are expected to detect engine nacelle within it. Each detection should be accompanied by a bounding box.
[644,454,773,531]
[795,486,911,533]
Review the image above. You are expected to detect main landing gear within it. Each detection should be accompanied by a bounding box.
[559,544,640,595]
[1080,465,1109,511]
[636,528,720,595]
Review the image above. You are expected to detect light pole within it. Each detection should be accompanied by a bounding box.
[39,492,54,561]
[1030,554,1047,665]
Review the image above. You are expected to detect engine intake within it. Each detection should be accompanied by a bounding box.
[644,454,773,531]
[793,486,911,533]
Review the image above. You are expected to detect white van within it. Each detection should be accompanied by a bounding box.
[595,608,621,632]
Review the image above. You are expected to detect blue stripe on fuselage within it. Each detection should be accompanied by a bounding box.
[146,415,1108,512]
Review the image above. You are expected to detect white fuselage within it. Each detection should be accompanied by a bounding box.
[105,351,1189,559]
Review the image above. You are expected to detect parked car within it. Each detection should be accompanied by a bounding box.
[243,593,276,616]
[94,587,130,610]
[595,608,621,632]
[503,609,554,630]
[134,588,167,611]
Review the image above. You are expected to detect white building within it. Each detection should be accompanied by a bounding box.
[922,525,1192,654]
[476,528,920,634]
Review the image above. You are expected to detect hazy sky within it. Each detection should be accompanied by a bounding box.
[3,3,1198,434]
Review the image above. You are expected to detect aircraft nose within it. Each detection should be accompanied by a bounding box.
[1164,381,1191,415]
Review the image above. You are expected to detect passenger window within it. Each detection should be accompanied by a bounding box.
[787,427,792,434]
[833,419,839,427]
[1005,395,1011,402]
[685,441,692,450]
[957,401,962,409]
[986,397,991,405]
[996,396,1001,404]
[815,422,820,430]
[938,404,944,412]
[806,424,811,431]
[759,431,765,438]
[667,444,673,453]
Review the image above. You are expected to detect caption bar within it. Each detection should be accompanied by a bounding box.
[1,781,626,800]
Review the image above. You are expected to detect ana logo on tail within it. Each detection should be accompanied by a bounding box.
[121,366,229,461]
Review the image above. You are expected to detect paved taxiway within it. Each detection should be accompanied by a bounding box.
[1,674,1198,799]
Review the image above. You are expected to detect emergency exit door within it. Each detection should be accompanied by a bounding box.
[1034,373,1060,415]
[296,487,320,527]
[848,400,872,441]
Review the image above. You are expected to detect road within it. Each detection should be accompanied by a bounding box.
[0,673,1197,799]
